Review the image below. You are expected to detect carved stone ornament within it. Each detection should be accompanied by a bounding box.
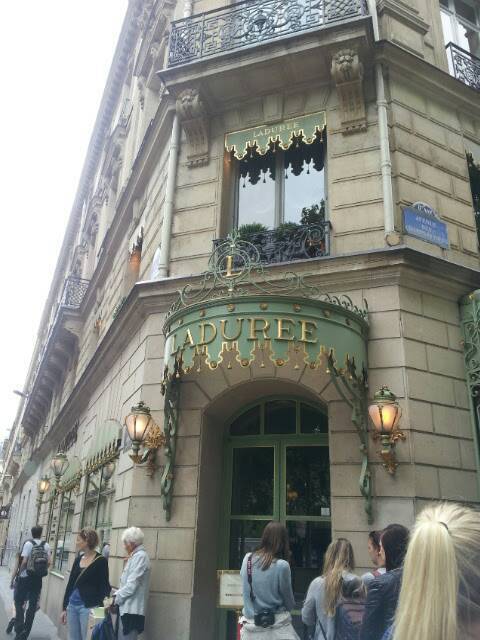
[176,88,210,167]
[331,48,367,134]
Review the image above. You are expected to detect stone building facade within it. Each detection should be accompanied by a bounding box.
[1,0,480,638]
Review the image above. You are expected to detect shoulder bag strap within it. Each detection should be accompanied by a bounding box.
[247,553,256,603]
[317,618,327,640]
[74,555,102,589]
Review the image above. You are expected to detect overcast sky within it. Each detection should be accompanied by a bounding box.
[0,2,128,443]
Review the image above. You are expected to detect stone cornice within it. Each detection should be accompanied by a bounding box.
[376,40,480,118]
[11,245,480,495]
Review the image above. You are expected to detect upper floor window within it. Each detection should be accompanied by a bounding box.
[440,0,480,56]
[233,132,326,231]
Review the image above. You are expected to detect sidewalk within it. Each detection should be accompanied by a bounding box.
[0,567,61,640]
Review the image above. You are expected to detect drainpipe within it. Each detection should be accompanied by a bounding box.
[367,0,400,246]
[155,0,192,279]
[157,114,181,278]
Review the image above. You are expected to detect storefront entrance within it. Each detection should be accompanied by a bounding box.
[220,397,332,638]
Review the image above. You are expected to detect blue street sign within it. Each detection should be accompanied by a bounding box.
[403,203,449,249]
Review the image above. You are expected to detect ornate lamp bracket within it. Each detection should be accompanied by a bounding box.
[160,376,181,521]
[327,355,373,524]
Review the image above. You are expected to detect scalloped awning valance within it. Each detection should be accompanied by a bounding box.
[225,111,326,160]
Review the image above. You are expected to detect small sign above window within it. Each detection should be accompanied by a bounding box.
[402,202,449,249]
[225,111,326,159]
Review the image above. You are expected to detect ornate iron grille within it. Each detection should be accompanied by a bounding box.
[168,0,368,66]
[61,276,90,309]
[213,222,331,266]
[446,43,480,90]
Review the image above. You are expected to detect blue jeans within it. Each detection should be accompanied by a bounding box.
[67,602,90,640]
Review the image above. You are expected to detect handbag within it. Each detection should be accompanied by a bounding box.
[92,610,119,640]
[247,553,276,628]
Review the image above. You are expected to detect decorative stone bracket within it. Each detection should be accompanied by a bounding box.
[331,48,367,134]
[176,87,210,167]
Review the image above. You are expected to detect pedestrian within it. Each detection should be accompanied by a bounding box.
[359,524,409,640]
[101,541,110,560]
[302,538,357,640]
[61,528,110,640]
[112,527,151,640]
[13,525,51,640]
[335,577,367,640]
[384,502,480,640]
[239,521,299,639]
[361,531,385,587]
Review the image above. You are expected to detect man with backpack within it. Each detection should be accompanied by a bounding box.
[13,525,51,640]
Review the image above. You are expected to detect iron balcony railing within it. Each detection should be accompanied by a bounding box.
[168,0,369,66]
[446,42,480,90]
[61,276,90,309]
[213,222,331,266]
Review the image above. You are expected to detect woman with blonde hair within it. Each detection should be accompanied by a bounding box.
[385,502,480,640]
[302,538,356,640]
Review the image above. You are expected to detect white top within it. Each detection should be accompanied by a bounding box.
[20,538,51,578]
[115,545,151,616]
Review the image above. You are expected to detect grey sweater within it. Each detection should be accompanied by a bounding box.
[240,553,296,619]
[302,572,357,640]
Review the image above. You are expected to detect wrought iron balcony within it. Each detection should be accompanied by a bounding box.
[61,276,90,309]
[446,42,480,90]
[213,222,331,266]
[168,0,369,67]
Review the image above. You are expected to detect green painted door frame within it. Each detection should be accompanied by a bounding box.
[216,398,331,639]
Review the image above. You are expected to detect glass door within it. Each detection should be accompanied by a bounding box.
[220,398,331,639]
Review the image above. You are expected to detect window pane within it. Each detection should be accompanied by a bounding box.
[286,446,330,516]
[441,10,455,44]
[440,0,449,7]
[284,164,325,224]
[288,521,332,602]
[300,403,328,434]
[455,0,476,23]
[82,469,101,528]
[264,400,296,434]
[231,447,274,515]
[230,405,261,436]
[97,469,115,546]
[458,23,480,55]
[237,156,276,229]
[229,519,266,568]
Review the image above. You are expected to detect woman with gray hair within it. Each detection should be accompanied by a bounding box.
[113,527,151,640]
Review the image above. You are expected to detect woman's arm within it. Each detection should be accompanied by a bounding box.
[359,578,384,640]
[278,562,296,612]
[62,558,80,611]
[301,578,321,627]
[114,553,149,606]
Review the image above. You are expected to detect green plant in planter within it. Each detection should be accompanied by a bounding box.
[274,221,300,240]
[237,222,268,239]
[300,200,326,226]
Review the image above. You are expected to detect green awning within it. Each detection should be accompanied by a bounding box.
[225,111,326,159]
[85,421,122,472]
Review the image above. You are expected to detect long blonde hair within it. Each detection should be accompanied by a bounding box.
[322,538,355,616]
[393,503,480,640]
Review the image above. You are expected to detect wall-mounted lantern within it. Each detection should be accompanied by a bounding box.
[36,475,51,521]
[124,401,166,477]
[37,476,51,496]
[50,452,70,484]
[368,385,406,475]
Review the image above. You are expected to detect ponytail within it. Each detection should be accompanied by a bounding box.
[393,507,459,640]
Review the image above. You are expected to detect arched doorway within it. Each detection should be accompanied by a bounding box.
[219,397,332,638]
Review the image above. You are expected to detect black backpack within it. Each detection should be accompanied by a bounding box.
[26,540,49,578]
